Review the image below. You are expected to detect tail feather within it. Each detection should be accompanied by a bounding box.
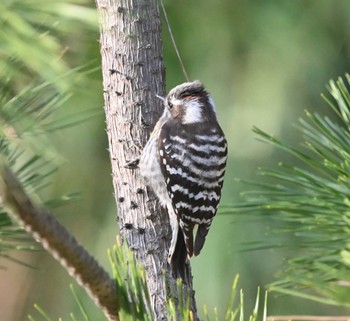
[170,229,188,281]
[194,225,209,256]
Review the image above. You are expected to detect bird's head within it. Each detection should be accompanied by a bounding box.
[159,81,217,124]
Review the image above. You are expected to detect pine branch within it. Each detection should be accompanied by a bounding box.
[227,74,350,308]
[0,160,119,321]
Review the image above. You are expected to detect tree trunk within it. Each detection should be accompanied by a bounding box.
[95,0,198,320]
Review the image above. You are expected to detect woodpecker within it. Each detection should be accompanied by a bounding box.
[140,80,228,280]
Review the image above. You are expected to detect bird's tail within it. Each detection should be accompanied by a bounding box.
[194,224,209,256]
[169,229,189,281]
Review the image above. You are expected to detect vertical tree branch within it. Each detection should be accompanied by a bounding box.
[95,0,198,319]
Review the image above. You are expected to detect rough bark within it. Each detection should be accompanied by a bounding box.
[96,0,197,320]
[95,0,198,320]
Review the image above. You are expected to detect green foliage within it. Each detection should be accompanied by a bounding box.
[110,242,268,321]
[27,242,267,321]
[28,285,92,321]
[0,0,99,265]
[0,80,82,265]
[0,0,97,93]
[109,240,152,321]
[202,276,267,321]
[230,74,350,308]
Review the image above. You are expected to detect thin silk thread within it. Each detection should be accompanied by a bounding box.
[159,0,190,82]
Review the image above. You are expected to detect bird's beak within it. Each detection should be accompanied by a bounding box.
[155,94,165,102]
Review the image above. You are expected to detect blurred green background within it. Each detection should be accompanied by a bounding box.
[1,0,350,320]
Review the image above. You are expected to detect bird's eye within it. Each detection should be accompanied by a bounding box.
[168,101,173,109]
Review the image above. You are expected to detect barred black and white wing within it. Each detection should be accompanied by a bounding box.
[158,120,228,275]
